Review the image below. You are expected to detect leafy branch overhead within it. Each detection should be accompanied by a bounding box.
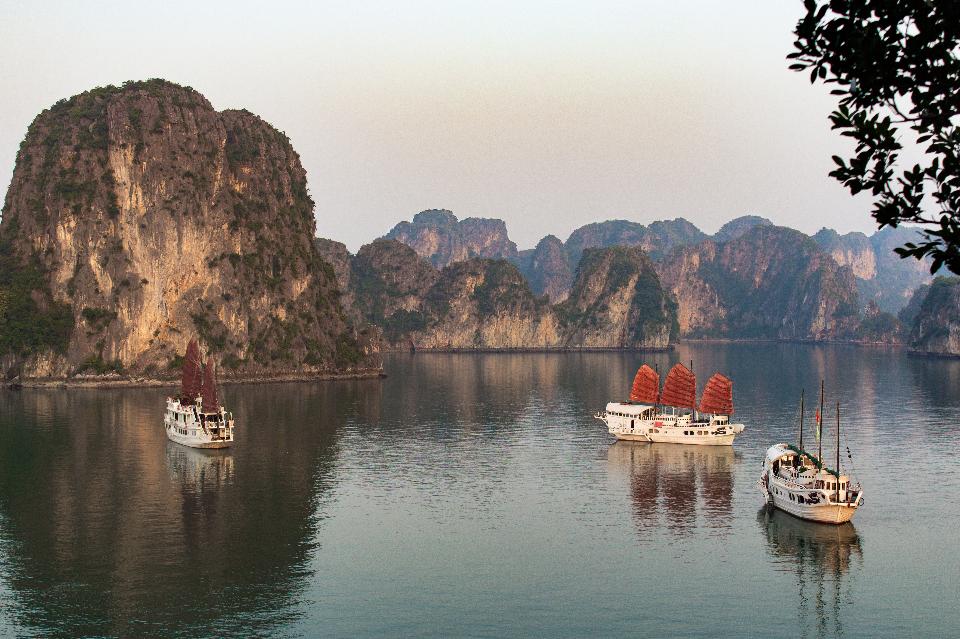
[789,0,960,274]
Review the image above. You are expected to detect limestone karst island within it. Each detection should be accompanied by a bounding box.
[1,82,957,387]
[2,1,960,637]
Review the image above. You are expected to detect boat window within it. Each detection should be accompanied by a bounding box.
[797,496,805,504]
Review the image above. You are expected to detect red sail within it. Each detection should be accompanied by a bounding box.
[699,372,734,415]
[629,364,660,404]
[180,339,203,404]
[660,363,696,409]
[201,361,220,412]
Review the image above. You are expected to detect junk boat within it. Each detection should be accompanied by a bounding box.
[759,384,862,524]
[595,363,745,445]
[164,339,235,449]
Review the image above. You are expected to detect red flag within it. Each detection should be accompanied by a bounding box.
[815,409,821,425]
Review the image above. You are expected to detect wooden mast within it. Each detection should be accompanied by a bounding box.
[818,380,825,462]
[798,389,804,451]
[835,402,841,503]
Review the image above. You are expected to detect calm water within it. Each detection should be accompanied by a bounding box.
[0,344,958,638]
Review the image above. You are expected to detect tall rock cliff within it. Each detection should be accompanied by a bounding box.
[656,226,862,340]
[555,246,676,348]
[813,226,933,313]
[514,235,573,302]
[0,79,376,380]
[384,209,519,267]
[909,277,960,356]
[327,241,677,350]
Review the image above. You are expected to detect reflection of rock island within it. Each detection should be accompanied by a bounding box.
[607,442,735,537]
[0,384,345,637]
[758,505,862,638]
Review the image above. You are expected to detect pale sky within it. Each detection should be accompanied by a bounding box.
[0,0,878,251]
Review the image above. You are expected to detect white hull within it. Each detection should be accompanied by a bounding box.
[767,492,858,524]
[165,427,232,449]
[612,430,738,446]
[597,402,744,446]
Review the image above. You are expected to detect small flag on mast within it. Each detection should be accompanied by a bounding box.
[815,408,821,441]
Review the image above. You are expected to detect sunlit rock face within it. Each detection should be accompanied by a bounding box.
[909,277,960,356]
[0,79,375,379]
[384,209,519,268]
[555,246,676,349]
[655,226,862,340]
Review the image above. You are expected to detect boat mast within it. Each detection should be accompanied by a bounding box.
[818,380,824,463]
[798,389,804,451]
[690,359,696,421]
[835,402,841,503]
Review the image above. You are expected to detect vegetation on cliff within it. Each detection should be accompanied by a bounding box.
[909,277,960,355]
[327,240,676,350]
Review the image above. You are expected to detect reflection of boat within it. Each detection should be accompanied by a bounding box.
[607,442,736,535]
[596,363,745,445]
[758,504,862,637]
[166,442,234,488]
[758,504,861,571]
[760,388,862,524]
[165,339,235,449]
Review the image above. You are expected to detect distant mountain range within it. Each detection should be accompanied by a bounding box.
[381,209,933,314]
[311,209,950,351]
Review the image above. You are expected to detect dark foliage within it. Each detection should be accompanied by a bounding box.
[790,1,960,274]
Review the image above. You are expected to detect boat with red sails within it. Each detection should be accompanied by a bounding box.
[594,363,745,445]
[164,339,235,449]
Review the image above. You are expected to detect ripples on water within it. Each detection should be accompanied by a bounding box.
[0,344,958,637]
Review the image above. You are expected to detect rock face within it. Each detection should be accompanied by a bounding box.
[565,218,707,266]
[656,226,862,340]
[813,226,933,313]
[713,215,773,243]
[384,209,518,267]
[555,246,676,348]
[329,241,677,350]
[909,277,960,356]
[0,80,375,379]
[514,235,572,302]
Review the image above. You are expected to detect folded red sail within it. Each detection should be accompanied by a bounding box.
[629,364,660,404]
[201,361,219,412]
[660,363,696,409]
[180,339,203,404]
[699,372,734,415]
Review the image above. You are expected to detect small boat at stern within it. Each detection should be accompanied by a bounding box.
[165,339,235,449]
[595,363,745,446]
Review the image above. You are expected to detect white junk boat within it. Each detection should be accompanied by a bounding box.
[759,388,862,524]
[595,363,745,446]
[164,339,235,449]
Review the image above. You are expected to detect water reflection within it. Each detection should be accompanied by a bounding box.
[758,505,862,638]
[0,383,351,638]
[607,442,736,539]
[166,443,235,488]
